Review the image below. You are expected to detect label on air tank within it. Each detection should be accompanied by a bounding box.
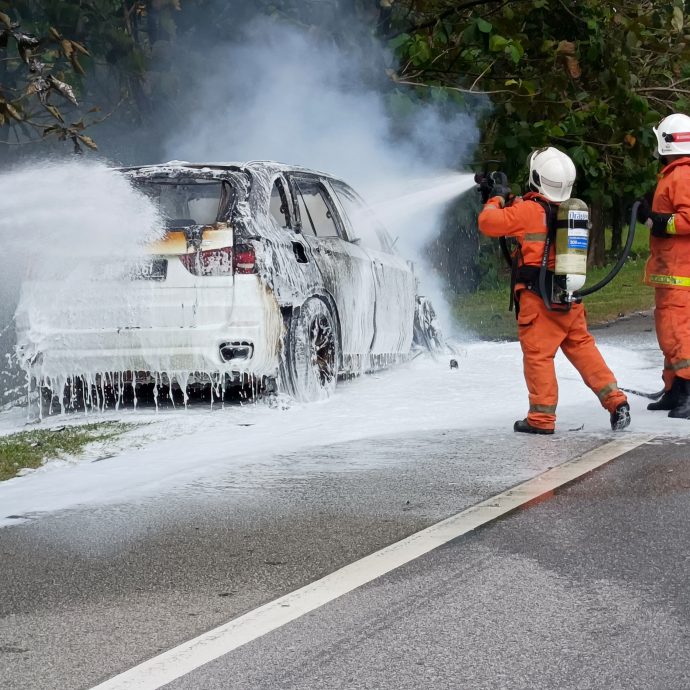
[568,229,588,250]
[567,210,589,251]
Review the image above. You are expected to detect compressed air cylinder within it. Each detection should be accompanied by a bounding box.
[554,197,589,293]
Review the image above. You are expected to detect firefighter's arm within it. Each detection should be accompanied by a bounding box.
[662,169,690,236]
[477,196,525,238]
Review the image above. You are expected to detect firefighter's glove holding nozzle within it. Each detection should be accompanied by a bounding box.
[637,196,673,238]
[475,171,512,206]
[489,171,512,206]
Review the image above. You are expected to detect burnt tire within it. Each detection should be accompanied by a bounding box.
[281,298,339,402]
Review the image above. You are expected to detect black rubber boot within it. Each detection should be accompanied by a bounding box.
[668,379,690,419]
[648,378,681,411]
[514,419,554,435]
[610,402,631,431]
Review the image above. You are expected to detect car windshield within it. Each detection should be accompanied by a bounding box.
[133,179,231,227]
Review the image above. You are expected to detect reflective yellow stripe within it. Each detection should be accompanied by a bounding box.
[597,382,619,401]
[530,403,557,414]
[524,232,547,241]
[664,359,690,372]
[648,273,690,287]
[667,215,677,234]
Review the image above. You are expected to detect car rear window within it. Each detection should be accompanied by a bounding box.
[133,179,233,227]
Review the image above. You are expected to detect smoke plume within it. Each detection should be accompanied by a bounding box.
[160,18,483,322]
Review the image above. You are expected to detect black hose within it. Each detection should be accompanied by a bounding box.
[573,200,639,299]
[499,237,512,267]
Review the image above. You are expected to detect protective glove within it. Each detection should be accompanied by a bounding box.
[636,197,652,224]
[636,197,672,237]
[491,183,512,202]
[488,171,511,203]
[649,212,673,238]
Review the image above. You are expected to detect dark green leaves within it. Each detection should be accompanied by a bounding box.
[476,18,492,33]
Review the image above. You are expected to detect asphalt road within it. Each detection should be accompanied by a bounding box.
[3,432,688,690]
[1,314,689,689]
[1,429,602,689]
[170,437,690,690]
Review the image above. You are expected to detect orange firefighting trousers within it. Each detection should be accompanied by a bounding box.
[517,290,627,430]
[655,288,690,390]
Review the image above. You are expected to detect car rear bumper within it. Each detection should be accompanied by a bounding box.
[16,276,285,381]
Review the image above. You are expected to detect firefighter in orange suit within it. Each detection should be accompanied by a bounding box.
[478,147,630,434]
[639,113,690,419]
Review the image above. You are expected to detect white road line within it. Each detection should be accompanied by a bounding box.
[91,434,653,690]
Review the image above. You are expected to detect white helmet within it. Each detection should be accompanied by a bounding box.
[653,113,690,157]
[528,146,576,202]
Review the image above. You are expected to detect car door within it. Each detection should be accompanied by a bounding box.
[330,181,416,355]
[288,174,376,360]
[261,174,323,305]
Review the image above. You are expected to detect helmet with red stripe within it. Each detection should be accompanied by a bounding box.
[653,113,690,157]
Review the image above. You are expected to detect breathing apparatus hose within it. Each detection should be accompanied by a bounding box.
[538,233,553,310]
[572,200,639,299]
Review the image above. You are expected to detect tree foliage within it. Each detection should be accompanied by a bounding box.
[0,0,191,151]
[385,0,690,260]
[0,2,97,151]
[3,0,689,268]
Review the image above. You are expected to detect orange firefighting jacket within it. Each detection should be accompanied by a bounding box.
[644,157,690,290]
[478,192,557,289]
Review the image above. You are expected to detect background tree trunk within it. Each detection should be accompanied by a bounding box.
[610,199,624,255]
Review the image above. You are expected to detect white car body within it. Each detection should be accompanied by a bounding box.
[16,161,435,404]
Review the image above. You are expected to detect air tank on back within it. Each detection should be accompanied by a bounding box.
[554,197,589,297]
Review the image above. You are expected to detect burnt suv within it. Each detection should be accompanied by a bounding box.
[16,161,441,404]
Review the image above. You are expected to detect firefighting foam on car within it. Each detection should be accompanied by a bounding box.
[4,159,475,416]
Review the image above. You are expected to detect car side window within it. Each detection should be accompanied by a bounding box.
[294,179,341,239]
[332,183,387,253]
[294,186,316,236]
[269,179,291,230]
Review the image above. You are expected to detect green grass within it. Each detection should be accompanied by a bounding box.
[0,422,133,482]
[605,222,650,258]
[454,256,654,341]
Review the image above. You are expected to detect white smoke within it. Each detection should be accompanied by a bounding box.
[163,20,483,328]
[166,24,478,181]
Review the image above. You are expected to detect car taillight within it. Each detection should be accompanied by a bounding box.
[233,244,257,274]
[180,248,233,276]
[178,244,256,276]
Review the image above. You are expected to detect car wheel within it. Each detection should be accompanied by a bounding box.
[413,296,443,352]
[282,298,339,402]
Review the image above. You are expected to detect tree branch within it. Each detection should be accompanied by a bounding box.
[394,78,538,97]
